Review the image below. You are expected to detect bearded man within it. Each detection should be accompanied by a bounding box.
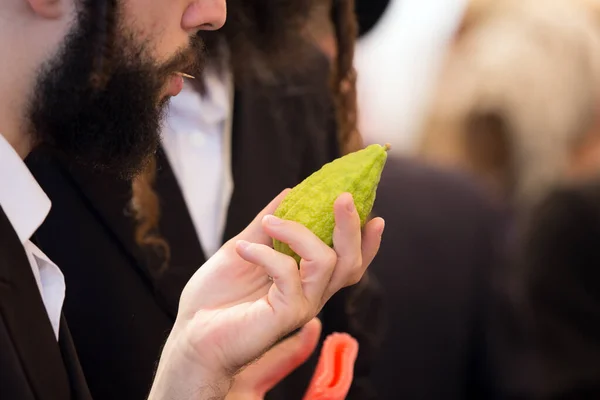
[23,1,383,399]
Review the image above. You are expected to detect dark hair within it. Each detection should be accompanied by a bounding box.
[89,0,118,90]
[330,0,363,154]
[131,157,170,272]
[83,0,170,267]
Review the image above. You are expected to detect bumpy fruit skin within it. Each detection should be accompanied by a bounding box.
[273,143,389,264]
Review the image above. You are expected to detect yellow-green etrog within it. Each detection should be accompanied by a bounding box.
[273,143,390,264]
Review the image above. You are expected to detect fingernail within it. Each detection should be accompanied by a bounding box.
[236,240,251,251]
[378,220,386,237]
[264,214,283,225]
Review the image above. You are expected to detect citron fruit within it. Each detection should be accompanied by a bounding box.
[273,143,390,263]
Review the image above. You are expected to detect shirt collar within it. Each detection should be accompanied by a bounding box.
[0,134,51,244]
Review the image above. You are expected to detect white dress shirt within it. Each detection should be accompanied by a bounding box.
[0,134,65,340]
[161,67,234,258]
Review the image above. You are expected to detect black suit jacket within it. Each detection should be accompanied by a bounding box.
[0,207,92,400]
[367,157,503,399]
[25,50,378,400]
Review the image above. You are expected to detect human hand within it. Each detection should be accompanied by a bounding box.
[149,189,384,399]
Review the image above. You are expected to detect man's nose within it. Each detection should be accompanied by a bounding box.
[182,0,227,32]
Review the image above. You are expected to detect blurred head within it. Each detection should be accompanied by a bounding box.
[418,0,600,210]
[197,0,315,84]
[0,0,225,178]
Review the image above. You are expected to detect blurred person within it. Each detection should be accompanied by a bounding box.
[416,0,600,398]
[369,158,502,400]
[309,2,506,399]
[417,0,600,212]
[508,174,600,399]
[0,0,383,399]
[25,1,383,400]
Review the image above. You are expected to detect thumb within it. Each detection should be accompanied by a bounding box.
[249,318,322,396]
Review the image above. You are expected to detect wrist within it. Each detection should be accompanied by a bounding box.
[148,327,233,400]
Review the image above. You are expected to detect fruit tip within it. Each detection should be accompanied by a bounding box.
[383,143,392,151]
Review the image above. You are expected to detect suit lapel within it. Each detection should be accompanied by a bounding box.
[83,149,204,318]
[66,148,204,319]
[37,151,190,319]
[27,145,206,321]
[58,316,93,400]
[53,155,160,286]
[0,206,72,400]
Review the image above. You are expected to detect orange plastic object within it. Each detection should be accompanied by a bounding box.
[302,333,359,400]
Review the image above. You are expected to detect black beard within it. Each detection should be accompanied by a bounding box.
[26,3,201,180]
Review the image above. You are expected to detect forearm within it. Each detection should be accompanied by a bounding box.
[148,331,233,400]
[148,370,231,400]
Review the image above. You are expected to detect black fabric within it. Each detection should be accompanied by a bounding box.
[0,206,91,400]
[26,48,381,400]
[495,180,600,400]
[367,157,504,400]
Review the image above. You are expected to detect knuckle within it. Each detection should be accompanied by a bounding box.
[354,254,364,270]
[288,302,311,324]
[348,270,365,286]
[348,274,362,286]
[301,299,314,316]
[283,256,298,272]
[323,248,338,268]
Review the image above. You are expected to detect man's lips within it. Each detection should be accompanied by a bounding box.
[163,73,186,97]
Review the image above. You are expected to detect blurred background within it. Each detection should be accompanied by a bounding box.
[355,0,468,153]
[344,0,600,398]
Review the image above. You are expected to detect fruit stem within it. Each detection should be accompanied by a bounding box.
[384,143,392,151]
